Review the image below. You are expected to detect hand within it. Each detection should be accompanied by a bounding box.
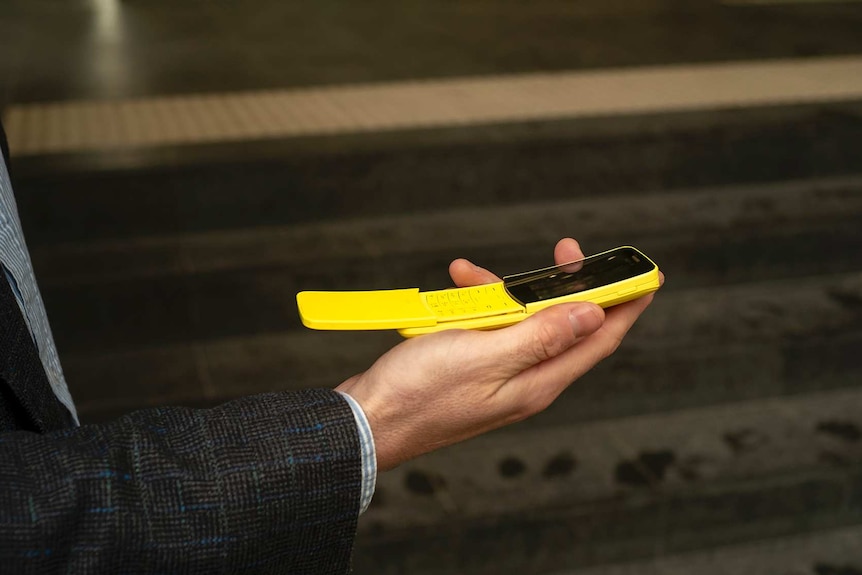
[337,239,659,471]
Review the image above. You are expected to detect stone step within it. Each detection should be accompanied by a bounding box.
[14,101,862,245]
[33,176,862,355]
[32,175,862,285]
[350,387,862,574]
[15,95,861,573]
[64,270,862,424]
[551,524,862,575]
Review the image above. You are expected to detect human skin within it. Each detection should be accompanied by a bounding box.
[337,238,661,471]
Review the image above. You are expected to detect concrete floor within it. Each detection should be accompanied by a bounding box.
[2,0,862,573]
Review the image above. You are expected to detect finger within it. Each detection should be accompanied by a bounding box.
[537,294,656,400]
[575,292,655,364]
[449,258,502,287]
[554,238,584,265]
[507,292,656,410]
[451,238,584,287]
[482,302,605,375]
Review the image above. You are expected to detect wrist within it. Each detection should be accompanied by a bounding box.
[337,375,403,471]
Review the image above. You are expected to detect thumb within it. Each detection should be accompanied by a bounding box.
[486,302,605,373]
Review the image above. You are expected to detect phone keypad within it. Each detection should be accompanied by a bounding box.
[423,284,523,321]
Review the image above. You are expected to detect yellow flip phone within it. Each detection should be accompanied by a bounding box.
[297,246,660,337]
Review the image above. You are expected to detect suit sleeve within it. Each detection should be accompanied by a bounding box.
[0,388,362,575]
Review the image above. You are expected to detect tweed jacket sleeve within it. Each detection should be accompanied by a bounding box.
[0,388,362,574]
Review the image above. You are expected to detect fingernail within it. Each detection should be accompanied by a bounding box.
[569,304,602,335]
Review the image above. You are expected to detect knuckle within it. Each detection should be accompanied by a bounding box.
[508,405,534,424]
[601,331,625,359]
[510,386,556,422]
[530,321,564,363]
[529,393,554,415]
[511,397,546,423]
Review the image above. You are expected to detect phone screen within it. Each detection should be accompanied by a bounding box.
[503,247,655,305]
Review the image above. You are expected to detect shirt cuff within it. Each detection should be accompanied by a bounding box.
[336,390,377,514]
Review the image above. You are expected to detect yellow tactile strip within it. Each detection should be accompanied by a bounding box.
[5,56,862,156]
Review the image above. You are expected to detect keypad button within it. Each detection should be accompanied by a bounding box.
[424,285,521,321]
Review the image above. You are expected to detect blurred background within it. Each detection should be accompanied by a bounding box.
[3,0,862,573]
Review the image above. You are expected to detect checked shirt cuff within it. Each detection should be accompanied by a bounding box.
[336,391,377,514]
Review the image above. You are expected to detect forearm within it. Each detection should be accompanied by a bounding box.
[0,389,361,574]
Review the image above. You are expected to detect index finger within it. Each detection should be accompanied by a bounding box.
[449,258,502,287]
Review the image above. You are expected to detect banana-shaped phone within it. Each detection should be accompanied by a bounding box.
[297,246,660,337]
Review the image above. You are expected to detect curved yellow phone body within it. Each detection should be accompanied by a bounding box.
[296,246,660,337]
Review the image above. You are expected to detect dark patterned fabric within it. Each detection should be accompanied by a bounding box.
[0,118,9,172]
[0,388,362,574]
[0,116,362,571]
[0,269,75,432]
[0,377,31,432]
